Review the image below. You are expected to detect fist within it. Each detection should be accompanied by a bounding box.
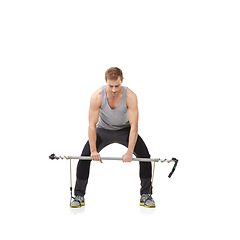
[122,152,133,163]
[91,151,103,163]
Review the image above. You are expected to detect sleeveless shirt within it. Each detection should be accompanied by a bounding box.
[96,85,130,130]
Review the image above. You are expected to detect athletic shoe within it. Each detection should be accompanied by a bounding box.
[70,195,85,208]
[140,194,156,208]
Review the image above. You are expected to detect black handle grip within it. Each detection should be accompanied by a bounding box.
[49,153,59,160]
[168,158,178,178]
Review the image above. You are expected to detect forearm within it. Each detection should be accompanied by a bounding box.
[127,125,138,154]
[88,125,97,153]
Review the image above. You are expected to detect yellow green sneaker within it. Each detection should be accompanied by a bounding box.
[70,196,85,208]
[140,194,156,208]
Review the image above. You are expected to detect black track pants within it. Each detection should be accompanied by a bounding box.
[74,127,152,196]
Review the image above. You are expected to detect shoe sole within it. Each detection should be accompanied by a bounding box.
[140,202,155,208]
[70,202,85,208]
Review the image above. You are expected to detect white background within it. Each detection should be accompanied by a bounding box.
[1,0,240,239]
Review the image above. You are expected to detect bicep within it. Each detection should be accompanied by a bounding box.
[128,94,139,126]
[89,95,100,126]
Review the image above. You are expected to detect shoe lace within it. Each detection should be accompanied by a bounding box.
[142,194,153,202]
[73,196,83,203]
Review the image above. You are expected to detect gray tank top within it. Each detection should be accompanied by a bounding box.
[96,85,130,130]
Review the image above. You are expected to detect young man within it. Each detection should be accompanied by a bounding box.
[71,67,155,208]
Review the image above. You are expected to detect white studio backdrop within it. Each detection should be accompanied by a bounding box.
[0,0,239,239]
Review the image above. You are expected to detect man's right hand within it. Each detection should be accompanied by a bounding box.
[91,151,103,163]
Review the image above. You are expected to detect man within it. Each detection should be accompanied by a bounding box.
[71,67,155,208]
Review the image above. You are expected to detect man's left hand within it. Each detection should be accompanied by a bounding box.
[122,152,133,162]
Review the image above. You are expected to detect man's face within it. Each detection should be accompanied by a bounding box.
[106,76,123,97]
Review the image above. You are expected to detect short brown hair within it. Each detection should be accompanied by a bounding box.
[105,67,123,81]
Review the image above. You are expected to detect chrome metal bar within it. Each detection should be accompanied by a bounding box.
[50,154,173,163]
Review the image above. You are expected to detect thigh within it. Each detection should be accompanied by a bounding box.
[77,133,103,179]
[134,135,152,179]
[134,134,151,158]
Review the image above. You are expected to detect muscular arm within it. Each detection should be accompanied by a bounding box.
[88,90,102,162]
[123,89,139,162]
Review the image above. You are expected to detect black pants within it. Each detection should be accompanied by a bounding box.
[74,127,152,196]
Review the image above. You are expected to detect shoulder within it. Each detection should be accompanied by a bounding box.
[126,87,137,98]
[90,87,102,109]
[126,87,138,108]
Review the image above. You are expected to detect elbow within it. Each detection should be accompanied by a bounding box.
[130,123,138,132]
[88,123,97,130]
